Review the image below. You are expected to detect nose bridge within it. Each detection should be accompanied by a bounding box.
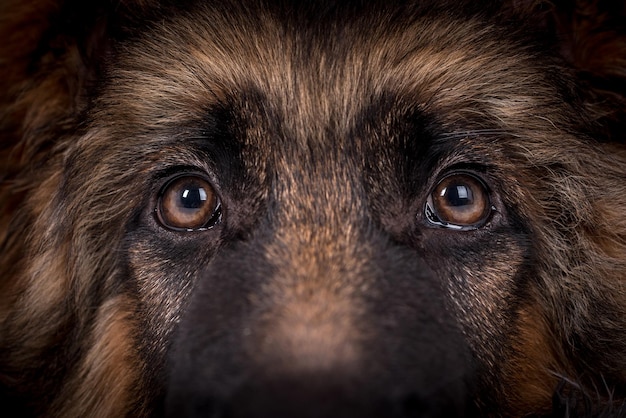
[253,280,363,377]
[257,176,372,377]
[273,138,364,219]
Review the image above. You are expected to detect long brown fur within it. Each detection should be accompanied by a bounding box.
[1,0,625,417]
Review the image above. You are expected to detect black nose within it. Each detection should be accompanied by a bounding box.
[166,370,472,418]
[164,238,476,418]
[173,374,472,418]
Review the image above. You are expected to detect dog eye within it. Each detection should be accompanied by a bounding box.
[156,175,221,231]
[425,173,491,230]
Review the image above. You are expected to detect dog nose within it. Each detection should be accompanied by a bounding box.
[166,367,471,418]
[197,374,470,418]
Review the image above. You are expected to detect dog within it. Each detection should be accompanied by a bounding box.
[1,0,625,416]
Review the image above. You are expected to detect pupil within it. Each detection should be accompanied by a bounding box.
[444,185,472,207]
[179,186,207,209]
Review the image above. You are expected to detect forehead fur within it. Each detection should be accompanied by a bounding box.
[98,0,571,143]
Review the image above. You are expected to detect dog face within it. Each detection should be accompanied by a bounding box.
[1,1,626,417]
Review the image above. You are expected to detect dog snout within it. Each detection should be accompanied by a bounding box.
[165,235,475,417]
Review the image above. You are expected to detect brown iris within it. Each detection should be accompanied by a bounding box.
[157,175,220,231]
[426,173,491,229]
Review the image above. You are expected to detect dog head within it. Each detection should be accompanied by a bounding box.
[1,1,626,417]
